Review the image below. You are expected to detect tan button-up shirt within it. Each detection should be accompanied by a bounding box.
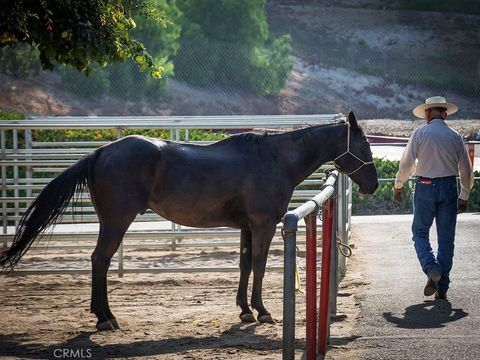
[394,119,474,200]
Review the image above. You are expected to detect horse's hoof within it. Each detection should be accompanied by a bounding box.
[240,312,257,323]
[96,320,115,331]
[258,314,275,324]
[109,317,120,330]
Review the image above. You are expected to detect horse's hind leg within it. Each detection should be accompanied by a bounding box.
[250,222,276,324]
[90,214,135,331]
[236,229,256,322]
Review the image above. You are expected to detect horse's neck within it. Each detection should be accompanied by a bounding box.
[270,124,345,186]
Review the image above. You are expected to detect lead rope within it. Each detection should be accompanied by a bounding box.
[336,236,352,257]
[294,245,304,294]
[281,229,304,293]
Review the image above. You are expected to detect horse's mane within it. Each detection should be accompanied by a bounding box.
[214,120,347,149]
[213,131,268,149]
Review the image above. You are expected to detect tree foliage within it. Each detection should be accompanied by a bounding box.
[175,0,293,95]
[178,0,268,46]
[58,0,181,101]
[0,43,41,78]
[353,158,480,215]
[107,0,181,99]
[0,0,169,78]
[0,0,294,100]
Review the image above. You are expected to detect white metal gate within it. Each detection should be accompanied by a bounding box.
[0,114,351,275]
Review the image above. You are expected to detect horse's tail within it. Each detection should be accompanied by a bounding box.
[0,151,99,272]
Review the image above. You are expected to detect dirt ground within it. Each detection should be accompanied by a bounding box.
[0,233,366,360]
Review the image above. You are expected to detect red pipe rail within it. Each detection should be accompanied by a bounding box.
[467,143,475,167]
[318,197,334,356]
[304,198,335,358]
[305,213,317,359]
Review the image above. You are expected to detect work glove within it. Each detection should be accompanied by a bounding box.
[393,187,403,203]
[457,198,468,214]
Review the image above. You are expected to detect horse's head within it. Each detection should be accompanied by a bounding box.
[334,112,379,194]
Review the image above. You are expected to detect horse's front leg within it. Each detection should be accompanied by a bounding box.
[236,229,256,322]
[251,222,277,324]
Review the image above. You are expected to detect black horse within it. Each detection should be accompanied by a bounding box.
[0,112,378,330]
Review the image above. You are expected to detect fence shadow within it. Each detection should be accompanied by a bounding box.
[0,322,294,360]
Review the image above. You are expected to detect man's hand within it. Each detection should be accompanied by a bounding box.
[457,198,468,214]
[393,187,403,203]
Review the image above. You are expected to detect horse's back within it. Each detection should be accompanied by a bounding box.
[89,135,164,216]
[89,134,289,228]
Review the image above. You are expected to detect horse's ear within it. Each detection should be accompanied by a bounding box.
[348,111,359,129]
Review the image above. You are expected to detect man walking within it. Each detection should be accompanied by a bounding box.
[393,96,474,300]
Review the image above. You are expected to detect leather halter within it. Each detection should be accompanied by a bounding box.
[333,123,374,176]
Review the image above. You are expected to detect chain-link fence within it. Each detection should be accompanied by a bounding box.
[0,2,479,119]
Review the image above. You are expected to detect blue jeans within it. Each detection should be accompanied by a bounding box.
[412,176,458,293]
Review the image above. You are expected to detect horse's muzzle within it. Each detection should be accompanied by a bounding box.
[359,181,379,195]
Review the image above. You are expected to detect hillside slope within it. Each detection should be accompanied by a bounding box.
[0,1,478,120]
[268,1,480,118]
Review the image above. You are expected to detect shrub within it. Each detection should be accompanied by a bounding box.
[31,128,227,143]
[352,158,480,215]
[175,0,292,95]
[185,129,227,141]
[357,60,384,77]
[0,43,41,78]
[118,0,181,100]
[0,109,25,149]
[58,0,180,101]
[108,61,146,101]
[246,36,293,95]
[468,171,480,212]
[352,158,414,215]
[60,65,110,99]
[174,25,220,87]
[0,108,25,120]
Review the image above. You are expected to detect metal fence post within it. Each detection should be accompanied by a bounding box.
[169,129,179,251]
[347,177,352,235]
[337,173,348,278]
[337,173,344,278]
[175,130,183,242]
[25,129,33,198]
[171,222,177,251]
[329,193,339,319]
[13,129,19,229]
[282,212,298,360]
[1,130,7,243]
[117,128,124,278]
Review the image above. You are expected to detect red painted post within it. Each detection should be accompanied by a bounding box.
[305,213,317,360]
[467,143,475,167]
[318,198,334,356]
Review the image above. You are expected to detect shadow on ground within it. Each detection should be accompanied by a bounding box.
[0,322,303,360]
[383,300,468,329]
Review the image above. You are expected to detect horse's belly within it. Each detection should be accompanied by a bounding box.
[148,198,246,229]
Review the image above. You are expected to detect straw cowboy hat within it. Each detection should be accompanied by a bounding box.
[413,96,458,118]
